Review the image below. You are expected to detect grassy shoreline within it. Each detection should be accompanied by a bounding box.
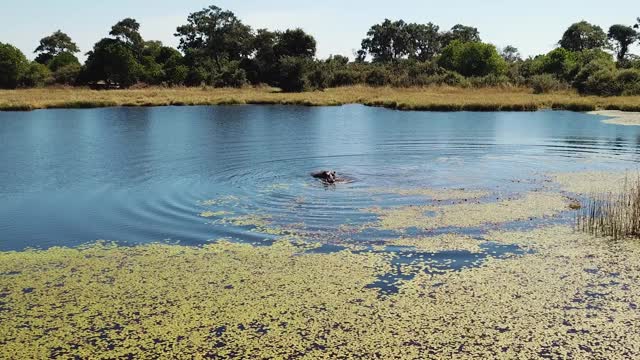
[1,86,640,112]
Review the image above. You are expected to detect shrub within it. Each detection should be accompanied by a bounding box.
[365,68,390,87]
[330,70,362,87]
[214,61,247,88]
[530,74,564,94]
[53,63,81,85]
[307,64,330,91]
[617,69,640,95]
[21,62,53,87]
[573,58,617,94]
[276,56,309,92]
[469,74,512,88]
[438,40,507,77]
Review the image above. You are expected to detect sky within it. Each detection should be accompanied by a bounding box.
[1,0,638,61]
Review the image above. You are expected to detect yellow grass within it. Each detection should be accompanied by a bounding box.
[1,85,640,112]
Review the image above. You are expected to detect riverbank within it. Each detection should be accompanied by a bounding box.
[1,86,640,112]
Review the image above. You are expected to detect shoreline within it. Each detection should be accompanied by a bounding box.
[1,86,640,113]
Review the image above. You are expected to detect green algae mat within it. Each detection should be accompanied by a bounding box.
[2,173,640,358]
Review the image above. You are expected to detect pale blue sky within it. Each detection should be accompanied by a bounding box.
[1,0,638,61]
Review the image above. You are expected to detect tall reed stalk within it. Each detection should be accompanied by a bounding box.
[577,175,640,240]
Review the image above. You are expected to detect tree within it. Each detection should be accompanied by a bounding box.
[608,24,638,62]
[441,24,481,47]
[48,51,80,72]
[438,40,506,77]
[559,21,607,52]
[34,30,79,64]
[539,48,576,79]
[360,19,412,63]
[110,18,144,54]
[83,38,141,87]
[273,28,316,59]
[406,22,441,61]
[175,5,254,71]
[0,42,29,89]
[276,56,310,92]
[501,46,521,63]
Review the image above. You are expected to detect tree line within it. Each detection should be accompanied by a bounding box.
[0,5,639,96]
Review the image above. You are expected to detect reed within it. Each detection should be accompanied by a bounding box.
[1,86,640,112]
[577,175,640,240]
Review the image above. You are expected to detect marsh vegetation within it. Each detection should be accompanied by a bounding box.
[578,175,640,240]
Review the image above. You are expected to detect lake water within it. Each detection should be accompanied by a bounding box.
[1,105,639,251]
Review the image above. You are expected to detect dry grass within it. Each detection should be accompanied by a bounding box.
[1,85,640,112]
[578,176,640,240]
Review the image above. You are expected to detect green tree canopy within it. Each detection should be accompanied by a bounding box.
[83,38,141,87]
[608,24,638,62]
[559,21,607,52]
[438,40,506,77]
[501,46,521,63]
[360,19,412,62]
[110,18,144,54]
[0,42,29,89]
[441,24,481,47]
[406,22,441,61]
[48,51,80,72]
[175,5,254,70]
[34,30,79,64]
[273,28,316,59]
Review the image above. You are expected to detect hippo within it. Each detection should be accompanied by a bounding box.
[311,170,337,184]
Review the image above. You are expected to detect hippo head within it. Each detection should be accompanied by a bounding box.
[322,171,337,183]
[327,171,337,183]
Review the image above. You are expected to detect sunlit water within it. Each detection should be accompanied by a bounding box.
[1,105,639,252]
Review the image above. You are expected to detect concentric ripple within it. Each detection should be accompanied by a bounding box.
[1,105,640,250]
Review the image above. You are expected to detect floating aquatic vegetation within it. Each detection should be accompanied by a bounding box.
[260,183,291,192]
[199,210,232,218]
[551,171,634,195]
[366,192,568,231]
[1,226,639,358]
[369,187,490,201]
[385,233,486,253]
[198,195,240,207]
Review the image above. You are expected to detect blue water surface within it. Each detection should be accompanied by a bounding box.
[0,105,639,251]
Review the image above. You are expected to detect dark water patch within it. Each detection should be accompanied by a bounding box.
[361,240,526,295]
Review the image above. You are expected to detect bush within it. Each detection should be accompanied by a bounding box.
[573,58,617,94]
[214,61,247,88]
[330,70,362,87]
[307,64,330,91]
[53,63,81,85]
[276,56,309,92]
[469,74,512,88]
[529,74,565,94]
[438,40,507,77]
[21,62,53,87]
[583,69,621,96]
[617,69,640,95]
[0,42,29,89]
[365,68,389,87]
